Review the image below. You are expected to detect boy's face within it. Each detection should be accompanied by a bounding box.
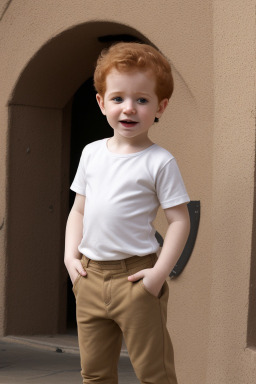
[96,69,168,141]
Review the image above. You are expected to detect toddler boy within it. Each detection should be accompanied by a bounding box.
[64,42,190,384]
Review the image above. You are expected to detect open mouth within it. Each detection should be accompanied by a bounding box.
[120,120,138,127]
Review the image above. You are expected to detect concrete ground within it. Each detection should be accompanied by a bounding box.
[0,335,139,384]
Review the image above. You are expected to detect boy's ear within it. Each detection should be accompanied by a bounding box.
[156,98,169,118]
[96,94,106,115]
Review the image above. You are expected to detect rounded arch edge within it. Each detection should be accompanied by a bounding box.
[9,20,195,110]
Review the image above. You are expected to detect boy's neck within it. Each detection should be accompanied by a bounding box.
[107,134,154,154]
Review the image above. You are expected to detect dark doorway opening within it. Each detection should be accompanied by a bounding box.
[67,77,113,329]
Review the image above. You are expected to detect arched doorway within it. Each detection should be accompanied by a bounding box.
[6,22,149,335]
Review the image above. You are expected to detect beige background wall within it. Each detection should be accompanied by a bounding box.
[207,2,256,383]
[0,1,255,383]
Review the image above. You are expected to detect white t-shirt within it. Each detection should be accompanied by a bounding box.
[71,138,190,261]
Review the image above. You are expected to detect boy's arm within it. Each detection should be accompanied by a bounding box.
[64,193,87,284]
[128,203,190,297]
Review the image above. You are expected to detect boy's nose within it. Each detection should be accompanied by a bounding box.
[123,101,136,114]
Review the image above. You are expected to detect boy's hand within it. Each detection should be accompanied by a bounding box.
[65,258,87,284]
[128,268,165,298]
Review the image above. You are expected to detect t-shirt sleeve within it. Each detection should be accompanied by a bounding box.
[70,148,87,196]
[156,158,190,209]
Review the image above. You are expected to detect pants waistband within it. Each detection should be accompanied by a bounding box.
[82,253,157,271]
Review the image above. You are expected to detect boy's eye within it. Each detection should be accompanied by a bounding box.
[137,98,148,104]
[112,97,123,103]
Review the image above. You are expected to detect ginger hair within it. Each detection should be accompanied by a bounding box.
[94,42,174,101]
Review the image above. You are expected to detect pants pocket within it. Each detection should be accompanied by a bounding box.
[139,279,168,300]
[72,274,82,296]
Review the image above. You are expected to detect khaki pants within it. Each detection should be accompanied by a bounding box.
[73,253,178,384]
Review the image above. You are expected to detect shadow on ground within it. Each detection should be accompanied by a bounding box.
[0,339,139,384]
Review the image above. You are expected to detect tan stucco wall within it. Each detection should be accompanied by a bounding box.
[0,1,255,383]
[206,2,256,383]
